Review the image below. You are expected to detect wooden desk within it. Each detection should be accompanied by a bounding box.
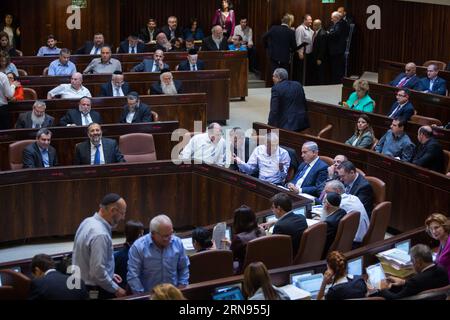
[341,77,450,124]
[0,121,179,170]
[11,51,248,99]
[253,122,450,233]
[8,94,207,132]
[0,161,311,244]
[378,59,450,93]
[307,100,450,151]
[18,70,230,123]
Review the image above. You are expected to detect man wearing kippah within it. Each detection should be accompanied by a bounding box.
[72,193,127,299]
[321,192,347,253]
[177,48,205,71]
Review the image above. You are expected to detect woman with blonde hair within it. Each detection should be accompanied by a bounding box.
[343,79,375,113]
[151,283,186,300]
[317,251,367,300]
[345,114,375,149]
[243,262,289,300]
[425,213,450,279]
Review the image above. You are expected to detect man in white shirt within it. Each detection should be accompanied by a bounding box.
[179,122,226,166]
[295,14,313,84]
[233,17,257,73]
[47,72,92,99]
[0,71,14,129]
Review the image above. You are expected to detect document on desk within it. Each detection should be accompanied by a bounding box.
[181,237,194,251]
[306,219,320,227]
[279,284,311,300]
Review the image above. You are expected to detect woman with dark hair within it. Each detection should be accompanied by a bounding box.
[0,14,20,49]
[230,205,265,273]
[317,251,367,300]
[345,114,375,149]
[0,31,19,57]
[243,262,289,300]
[425,213,450,279]
[183,18,204,41]
[192,227,214,252]
[6,72,23,101]
[0,52,18,76]
[212,0,236,40]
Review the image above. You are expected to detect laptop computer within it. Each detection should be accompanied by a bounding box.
[347,257,363,277]
[366,263,386,290]
[294,273,324,299]
[395,239,411,254]
[212,285,244,300]
[290,270,314,286]
[293,206,306,216]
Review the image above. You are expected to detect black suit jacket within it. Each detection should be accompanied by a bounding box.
[29,270,88,300]
[177,59,205,71]
[161,26,183,40]
[273,211,308,256]
[22,142,58,168]
[349,174,374,214]
[389,73,421,90]
[139,27,161,43]
[324,208,347,252]
[119,103,152,123]
[99,81,131,97]
[59,109,103,126]
[117,40,145,54]
[312,28,327,62]
[74,138,125,165]
[150,80,183,95]
[76,41,101,55]
[387,101,415,121]
[15,111,54,129]
[412,138,445,173]
[201,36,229,51]
[268,80,309,132]
[379,265,449,300]
[262,25,297,64]
[327,20,350,56]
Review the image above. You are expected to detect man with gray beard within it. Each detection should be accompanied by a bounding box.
[150,69,183,95]
[15,100,55,128]
[202,25,229,51]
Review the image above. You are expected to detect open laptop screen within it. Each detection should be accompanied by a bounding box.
[395,239,411,254]
[347,257,363,276]
[295,274,324,299]
[366,263,386,290]
[212,286,244,300]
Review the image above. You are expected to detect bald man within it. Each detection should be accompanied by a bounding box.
[311,19,328,85]
[327,12,349,84]
[411,126,445,173]
[389,62,421,90]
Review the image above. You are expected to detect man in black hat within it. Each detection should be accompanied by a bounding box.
[72,193,128,299]
[119,92,152,124]
[322,192,347,253]
[150,69,183,95]
[177,48,205,71]
[117,34,145,54]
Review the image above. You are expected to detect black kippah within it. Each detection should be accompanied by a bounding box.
[326,192,341,207]
[160,68,171,74]
[101,193,121,206]
[188,48,198,55]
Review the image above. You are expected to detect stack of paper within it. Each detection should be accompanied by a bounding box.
[376,248,415,278]
[279,284,311,300]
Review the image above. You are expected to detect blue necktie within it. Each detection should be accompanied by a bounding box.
[41,149,49,168]
[94,145,101,165]
[294,164,309,183]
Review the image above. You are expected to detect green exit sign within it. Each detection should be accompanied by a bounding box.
[322,0,336,3]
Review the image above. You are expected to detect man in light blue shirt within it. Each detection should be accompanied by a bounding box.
[48,48,77,76]
[235,132,291,185]
[36,35,61,56]
[375,117,415,162]
[127,215,189,294]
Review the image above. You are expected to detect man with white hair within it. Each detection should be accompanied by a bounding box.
[322,180,370,244]
[177,48,205,71]
[179,122,226,166]
[47,72,92,100]
[155,32,174,52]
[234,132,291,185]
[131,49,169,73]
[100,71,131,97]
[127,214,189,294]
[15,100,55,128]
[202,25,229,51]
[327,11,349,84]
[150,69,183,95]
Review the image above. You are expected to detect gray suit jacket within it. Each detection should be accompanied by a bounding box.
[130,59,169,72]
[15,111,54,129]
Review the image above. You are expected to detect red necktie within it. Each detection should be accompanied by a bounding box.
[397,77,408,87]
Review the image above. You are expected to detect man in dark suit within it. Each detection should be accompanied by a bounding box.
[268,193,308,256]
[139,18,160,43]
[29,254,88,300]
[160,16,183,41]
[76,32,106,55]
[387,89,415,121]
[337,160,374,214]
[268,68,309,132]
[100,71,131,97]
[287,141,328,197]
[150,69,183,95]
[322,192,347,253]
[379,244,449,299]
[177,48,205,71]
[327,12,350,84]
[23,128,58,168]
[418,64,447,96]
[262,14,297,75]
[337,6,355,25]
[389,62,421,90]
[119,92,152,124]
[15,100,54,129]
[59,96,102,126]
[130,49,169,72]
[117,34,145,54]
[74,123,125,165]
[311,19,327,85]
[202,25,229,51]
[412,126,445,173]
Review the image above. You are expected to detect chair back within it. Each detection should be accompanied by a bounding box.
[17,68,28,76]
[317,124,333,139]
[410,115,442,127]
[362,202,392,246]
[294,222,327,265]
[319,155,334,166]
[8,140,35,170]
[423,60,447,71]
[243,235,292,271]
[189,250,234,284]
[42,67,49,76]
[365,176,386,206]
[0,269,31,300]
[371,138,378,151]
[400,284,450,300]
[443,150,450,174]
[23,88,37,100]
[328,211,360,254]
[151,111,159,122]
[118,133,157,163]
[356,168,366,176]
